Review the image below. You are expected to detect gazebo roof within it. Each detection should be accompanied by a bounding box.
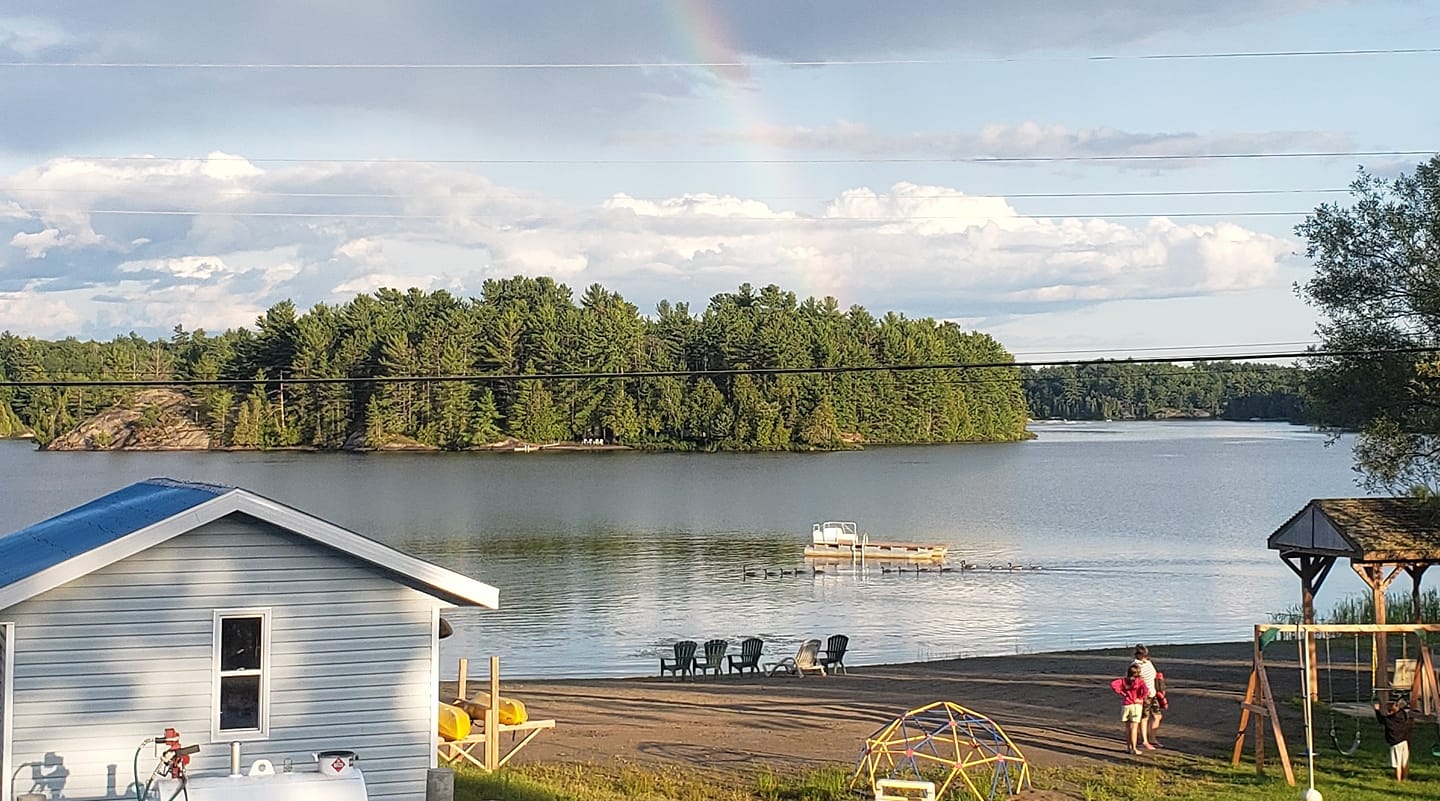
[1269,497,1440,563]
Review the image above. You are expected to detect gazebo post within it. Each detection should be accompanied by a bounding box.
[1281,553,1335,698]
[1353,563,1404,690]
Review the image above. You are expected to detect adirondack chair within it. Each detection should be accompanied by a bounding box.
[818,634,850,675]
[660,640,698,680]
[765,639,826,677]
[694,638,729,678]
[728,637,764,675]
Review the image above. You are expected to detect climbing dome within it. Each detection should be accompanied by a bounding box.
[850,701,1031,801]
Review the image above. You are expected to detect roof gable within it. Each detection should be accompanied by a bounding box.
[0,478,498,610]
[1269,497,1440,562]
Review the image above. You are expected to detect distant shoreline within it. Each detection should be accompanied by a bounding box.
[11,417,1308,453]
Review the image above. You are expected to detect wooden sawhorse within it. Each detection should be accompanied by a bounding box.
[437,718,557,771]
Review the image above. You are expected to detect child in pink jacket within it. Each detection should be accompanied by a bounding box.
[1111,663,1152,754]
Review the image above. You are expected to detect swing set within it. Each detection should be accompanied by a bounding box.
[1233,622,1440,786]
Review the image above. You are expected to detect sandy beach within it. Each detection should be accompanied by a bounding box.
[443,641,1310,789]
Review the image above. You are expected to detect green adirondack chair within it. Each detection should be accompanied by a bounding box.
[818,634,849,674]
[694,639,729,678]
[660,640,698,680]
[728,637,764,675]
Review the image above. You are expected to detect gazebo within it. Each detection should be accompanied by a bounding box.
[1269,497,1440,686]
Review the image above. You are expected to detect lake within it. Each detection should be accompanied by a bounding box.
[0,420,1371,678]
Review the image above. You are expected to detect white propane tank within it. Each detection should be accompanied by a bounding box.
[156,768,367,801]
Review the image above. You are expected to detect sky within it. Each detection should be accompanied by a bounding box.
[0,1,1436,359]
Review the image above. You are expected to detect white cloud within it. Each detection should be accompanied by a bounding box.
[117,255,231,279]
[10,227,63,258]
[0,16,74,57]
[621,121,1355,166]
[0,154,1298,340]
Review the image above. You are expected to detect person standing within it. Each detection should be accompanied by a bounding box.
[1375,699,1414,781]
[1132,644,1164,748]
[1110,663,1151,754]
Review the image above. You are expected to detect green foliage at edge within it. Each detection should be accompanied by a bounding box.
[1296,155,1440,494]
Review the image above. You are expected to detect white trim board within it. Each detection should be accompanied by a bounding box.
[0,490,498,611]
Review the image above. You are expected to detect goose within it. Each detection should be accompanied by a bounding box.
[743,566,758,578]
[764,569,779,578]
[938,566,955,573]
[988,563,1003,571]
[880,565,895,574]
[960,561,978,571]
[1007,562,1025,571]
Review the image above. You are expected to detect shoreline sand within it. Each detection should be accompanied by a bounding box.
[442,640,1311,779]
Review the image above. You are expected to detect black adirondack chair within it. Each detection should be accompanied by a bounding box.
[818,634,849,674]
[728,637,764,675]
[660,640,698,680]
[694,638,729,678]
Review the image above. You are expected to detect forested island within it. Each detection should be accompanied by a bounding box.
[0,278,1034,451]
[0,278,1309,452]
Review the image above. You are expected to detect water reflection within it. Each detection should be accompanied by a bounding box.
[0,421,1367,678]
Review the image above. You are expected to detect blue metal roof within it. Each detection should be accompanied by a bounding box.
[0,478,233,587]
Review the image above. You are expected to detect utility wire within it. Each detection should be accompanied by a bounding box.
[1,346,1429,389]
[59,150,1435,166]
[0,187,1354,201]
[2,47,1437,70]
[4,206,1316,220]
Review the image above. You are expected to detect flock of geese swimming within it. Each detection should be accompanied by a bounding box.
[741,561,1043,578]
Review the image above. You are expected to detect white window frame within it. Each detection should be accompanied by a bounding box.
[211,608,271,742]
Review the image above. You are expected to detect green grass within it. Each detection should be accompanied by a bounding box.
[452,737,1440,800]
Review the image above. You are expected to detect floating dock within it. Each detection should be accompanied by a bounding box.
[803,521,948,562]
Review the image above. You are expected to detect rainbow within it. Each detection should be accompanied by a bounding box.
[659,1,847,303]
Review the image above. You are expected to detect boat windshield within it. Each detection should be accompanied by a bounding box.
[812,521,859,545]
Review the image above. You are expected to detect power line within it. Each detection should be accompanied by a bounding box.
[60,150,1434,166]
[5,206,1315,221]
[1,346,1428,390]
[0,186,1354,202]
[1,47,1436,70]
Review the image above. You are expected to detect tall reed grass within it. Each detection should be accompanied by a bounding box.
[1272,587,1440,625]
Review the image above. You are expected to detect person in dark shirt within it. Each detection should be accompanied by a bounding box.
[1374,699,1414,781]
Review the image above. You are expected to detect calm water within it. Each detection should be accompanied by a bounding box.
[0,421,1372,678]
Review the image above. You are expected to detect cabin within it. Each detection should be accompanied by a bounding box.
[0,478,498,801]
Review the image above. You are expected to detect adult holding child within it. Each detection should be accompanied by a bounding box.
[1132,644,1165,749]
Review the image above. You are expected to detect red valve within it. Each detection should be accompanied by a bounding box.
[160,728,194,778]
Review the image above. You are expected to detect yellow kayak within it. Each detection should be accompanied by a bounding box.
[437,701,472,741]
[468,690,529,726]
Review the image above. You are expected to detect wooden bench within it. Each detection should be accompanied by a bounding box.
[437,718,557,770]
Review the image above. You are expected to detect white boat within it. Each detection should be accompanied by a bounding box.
[802,521,948,562]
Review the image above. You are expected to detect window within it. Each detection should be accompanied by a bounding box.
[213,610,269,739]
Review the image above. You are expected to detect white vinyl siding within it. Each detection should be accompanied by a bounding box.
[1,516,440,801]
